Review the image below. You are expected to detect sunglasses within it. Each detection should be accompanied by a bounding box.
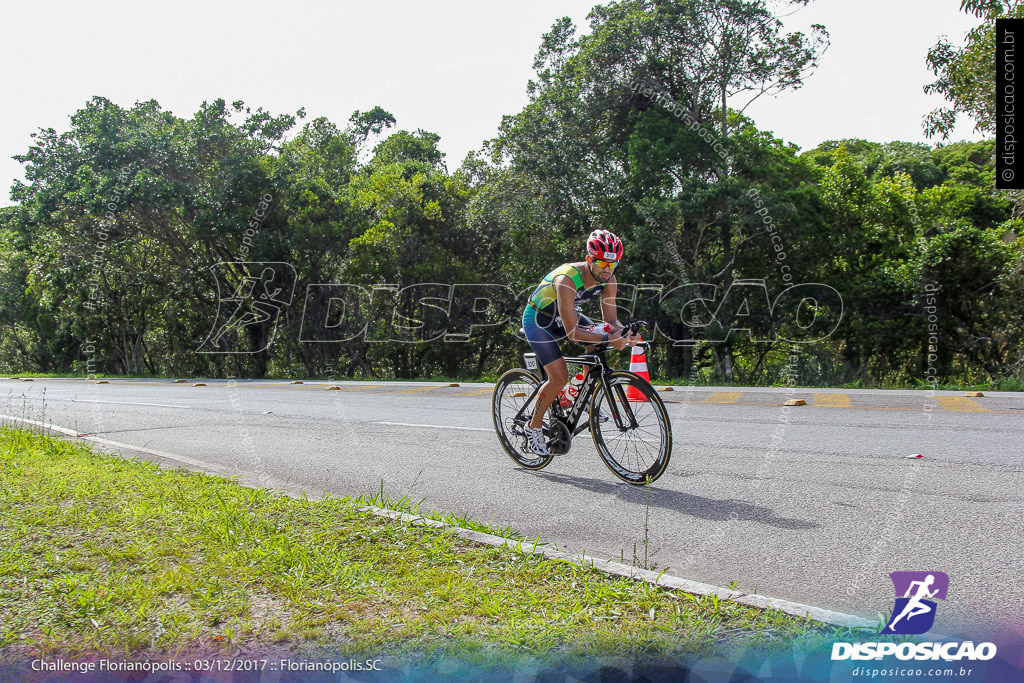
[592,258,619,269]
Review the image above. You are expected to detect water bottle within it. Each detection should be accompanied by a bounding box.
[567,371,586,400]
[557,388,571,409]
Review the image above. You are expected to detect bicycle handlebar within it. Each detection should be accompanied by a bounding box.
[623,319,647,337]
[588,319,649,350]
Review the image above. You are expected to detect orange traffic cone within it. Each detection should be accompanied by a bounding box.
[625,337,650,402]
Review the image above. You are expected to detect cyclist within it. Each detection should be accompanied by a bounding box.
[521,229,639,456]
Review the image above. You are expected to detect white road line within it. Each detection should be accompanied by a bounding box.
[8,397,191,409]
[0,414,224,469]
[71,399,190,408]
[373,421,491,432]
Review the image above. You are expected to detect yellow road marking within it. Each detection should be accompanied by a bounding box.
[74,381,167,386]
[457,388,494,396]
[5,377,79,382]
[706,392,743,404]
[813,393,852,408]
[668,399,1015,414]
[341,385,384,392]
[935,396,991,412]
[395,386,442,394]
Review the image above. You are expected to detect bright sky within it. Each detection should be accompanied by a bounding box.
[1,0,983,207]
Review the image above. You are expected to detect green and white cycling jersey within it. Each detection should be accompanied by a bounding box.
[526,263,606,318]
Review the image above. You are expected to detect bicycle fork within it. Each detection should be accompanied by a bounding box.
[597,372,640,432]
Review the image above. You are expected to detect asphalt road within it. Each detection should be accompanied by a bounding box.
[3,377,1022,636]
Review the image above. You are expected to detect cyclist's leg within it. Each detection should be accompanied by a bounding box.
[531,357,568,428]
[523,308,570,429]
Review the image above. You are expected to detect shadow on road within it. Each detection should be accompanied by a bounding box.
[525,470,817,530]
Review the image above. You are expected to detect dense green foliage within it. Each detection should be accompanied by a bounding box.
[1,0,1020,387]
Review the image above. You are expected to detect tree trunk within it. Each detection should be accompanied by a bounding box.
[711,347,725,378]
[721,81,728,139]
[476,338,492,378]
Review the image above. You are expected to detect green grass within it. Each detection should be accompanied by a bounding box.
[0,428,836,665]
[352,479,522,541]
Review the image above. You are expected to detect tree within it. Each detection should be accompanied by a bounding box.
[924,0,1023,139]
[491,1,829,381]
[271,115,363,376]
[348,106,397,143]
[0,208,50,372]
[912,222,1023,379]
[372,129,445,169]
[341,129,488,379]
[9,97,302,376]
[492,0,827,223]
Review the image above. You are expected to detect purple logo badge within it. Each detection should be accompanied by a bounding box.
[882,571,949,635]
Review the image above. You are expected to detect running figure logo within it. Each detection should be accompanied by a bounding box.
[198,262,296,354]
[881,571,949,635]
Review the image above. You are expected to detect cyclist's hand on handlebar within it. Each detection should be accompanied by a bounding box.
[613,319,644,350]
[611,329,641,350]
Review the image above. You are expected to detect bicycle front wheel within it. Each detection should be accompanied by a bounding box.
[492,368,554,470]
[589,371,672,484]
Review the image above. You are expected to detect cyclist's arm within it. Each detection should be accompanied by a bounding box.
[554,275,607,344]
[600,278,623,336]
[600,278,639,348]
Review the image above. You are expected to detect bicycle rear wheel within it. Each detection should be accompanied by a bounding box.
[492,368,554,470]
[589,371,672,484]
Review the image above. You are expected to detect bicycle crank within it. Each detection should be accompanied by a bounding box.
[544,419,572,455]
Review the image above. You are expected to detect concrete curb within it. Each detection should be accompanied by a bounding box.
[3,414,875,630]
[362,505,875,629]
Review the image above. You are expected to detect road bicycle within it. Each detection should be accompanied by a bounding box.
[491,320,672,484]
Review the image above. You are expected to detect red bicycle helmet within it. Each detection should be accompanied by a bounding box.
[586,229,624,261]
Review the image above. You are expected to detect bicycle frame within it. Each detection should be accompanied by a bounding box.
[517,344,646,436]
